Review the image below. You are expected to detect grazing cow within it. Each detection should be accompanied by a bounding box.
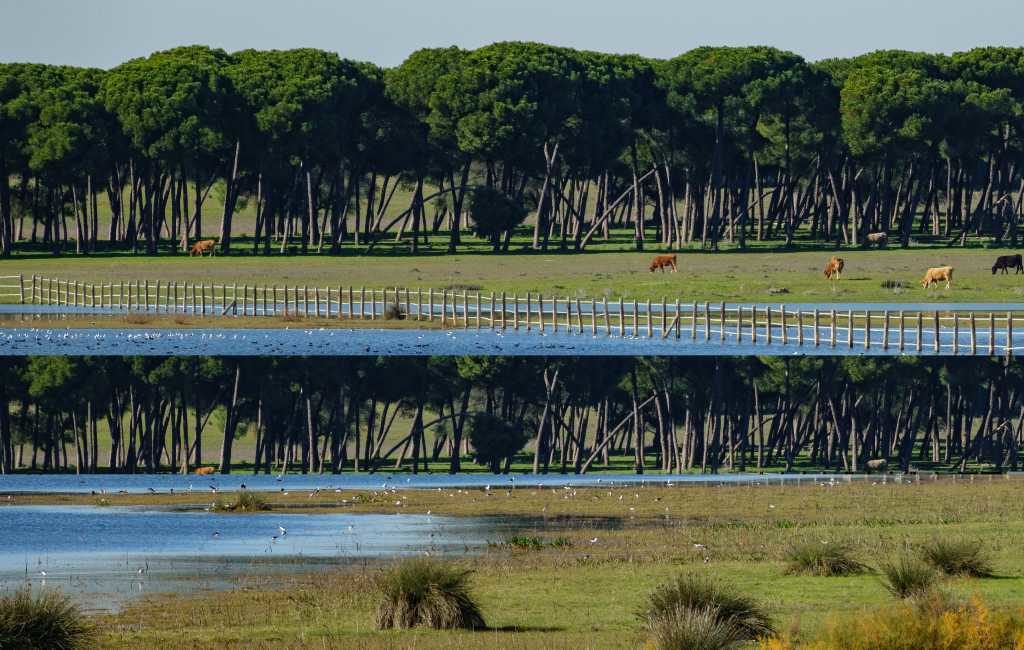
[921,266,954,289]
[649,253,678,273]
[189,239,216,257]
[865,232,888,248]
[194,466,216,475]
[824,256,845,281]
[992,254,1023,275]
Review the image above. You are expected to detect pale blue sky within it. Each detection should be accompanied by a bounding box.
[1,0,1022,68]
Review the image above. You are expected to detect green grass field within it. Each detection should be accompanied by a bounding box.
[70,478,1024,648]
[5,238,1024,305]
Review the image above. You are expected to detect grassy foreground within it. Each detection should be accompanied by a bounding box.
[79,477,1024,648]
[5,242,1024,305]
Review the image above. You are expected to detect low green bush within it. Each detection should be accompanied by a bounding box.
[879,555,937,599]
[919,539,994,577]
[638,573,774,642]
[374,558,485,630]
[784,541,866,576]
[0,586,94,650]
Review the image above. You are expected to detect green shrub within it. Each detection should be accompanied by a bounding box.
[784,541,866,577]
[646,605,744,650]
[919,539,994,577]
[213,491,270,512]
[467,412,528,473]
[638,574,774,641]
[879,555,937,598]
[374,558,485,630]
[0,586,94,649]
[506,535,544,551]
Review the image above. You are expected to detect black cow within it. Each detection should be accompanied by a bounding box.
[992,254,1023,275]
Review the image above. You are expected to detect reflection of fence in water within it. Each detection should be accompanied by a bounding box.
[9,274,1024,356]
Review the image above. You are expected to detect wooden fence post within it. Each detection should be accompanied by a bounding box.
[952,313,959,355]
[970,313,977,355]
[864,311,871,350]
[846,310,853,348]
[766,307,773,345]
[933,311,940,354]
[501,292,507,329]
[780,304,788,345]
[813,309,820,347]
[988,312,995,356]
[18,274,24,304]
[1007,312,1013,359]
[797,308,804,346]
[916,314,922,353]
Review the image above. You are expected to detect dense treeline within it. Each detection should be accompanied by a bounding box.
[3,44,1024,257]
[1,356,1022,475]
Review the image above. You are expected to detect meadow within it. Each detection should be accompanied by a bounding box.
[72,477,1024,648]
[5,235,1024,306]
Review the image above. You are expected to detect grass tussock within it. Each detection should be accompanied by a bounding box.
[879,555,937,599]
[646,605,745,650]
[784,541,866,577]
[638,574,774,642]
[501,535,573,551]
[0,586,94,650]
[374,558,485,631]
[212,491,270,512]
[919,539,994,577]
[764,593,1024,649]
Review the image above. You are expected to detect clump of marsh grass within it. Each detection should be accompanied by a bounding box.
[645,605,745,650]
[212,491,270,512]
[500,535,573,551]
[0,586,94,649]
[784,541,866,577]
[919,539,994,577]
[638,574,774,642]
[374,558,485,630]
[505,535,544,551]
[879,555,937,598]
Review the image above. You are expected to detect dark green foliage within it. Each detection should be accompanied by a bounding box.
[880,556,938,598]
[0,586,94,650]
[919,539,994,577]
[468,187,528,251]
[374,558,485,630]
[212,491,270,512]
[467,412,528,473]
[785,541,867,576]
[637,574,775,641]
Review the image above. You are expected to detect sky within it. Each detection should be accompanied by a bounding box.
[1,0,1022,68]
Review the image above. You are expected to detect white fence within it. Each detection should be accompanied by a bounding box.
[6,274,1024,356]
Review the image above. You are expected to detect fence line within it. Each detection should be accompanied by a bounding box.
[7,274,1024,356]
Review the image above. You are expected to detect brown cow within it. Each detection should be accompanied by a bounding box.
[189,239,216,257]
[992,254,1023,275]
[921,266,954,289]
[823,256,845,280]
[865,232,888,248]
[194,466,216,475]
[649,253,678,273]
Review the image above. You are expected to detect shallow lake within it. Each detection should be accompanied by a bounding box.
[0,472,845,494]
[0,505,529,612]
[0,324,1018,356]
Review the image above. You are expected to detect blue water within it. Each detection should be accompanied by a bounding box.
[0,472,858,494]
[0,325,1018,356]
[0,505,518,612]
